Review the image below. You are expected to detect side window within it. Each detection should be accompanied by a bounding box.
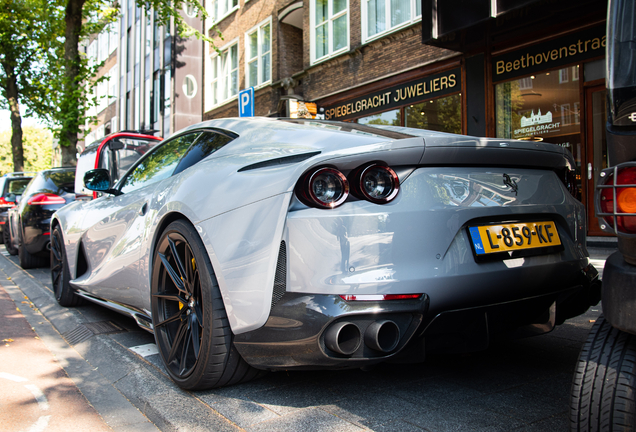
[172,132,234,175]
[120,133,200,194]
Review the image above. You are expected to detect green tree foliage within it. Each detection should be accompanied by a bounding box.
[54,0,212,167]
[0,126,52,174]
[0,0,61,172]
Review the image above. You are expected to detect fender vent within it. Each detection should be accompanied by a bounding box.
[271,241,286,309]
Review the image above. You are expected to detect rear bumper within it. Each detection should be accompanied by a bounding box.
[234,293,428,370]
[601,251,636,335]
[234,265,600,369]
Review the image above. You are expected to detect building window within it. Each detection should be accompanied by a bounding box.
[184,3,198,17]
[245,19,271,88]
[209,42,238,106]
[183,75,198,98]
[109,65,118,105]
[363,0,420,42]
[311,0,348,63]
[207,0,239,24]
[108,22,118,55]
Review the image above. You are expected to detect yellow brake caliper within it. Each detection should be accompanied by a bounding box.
[178,258,196,310]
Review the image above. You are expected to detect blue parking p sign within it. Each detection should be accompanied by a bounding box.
[239,87,254,117]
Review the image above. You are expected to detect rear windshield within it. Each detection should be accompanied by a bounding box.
[29,170,76,195]
[5,178,31,195]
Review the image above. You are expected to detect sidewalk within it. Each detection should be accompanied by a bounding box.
[0,283,113,432]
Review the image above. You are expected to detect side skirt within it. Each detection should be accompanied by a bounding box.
[73,290,154,333]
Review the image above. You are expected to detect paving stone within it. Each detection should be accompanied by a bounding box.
[246,407,364,432]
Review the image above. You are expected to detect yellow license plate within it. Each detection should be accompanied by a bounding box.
[468,221,561,255]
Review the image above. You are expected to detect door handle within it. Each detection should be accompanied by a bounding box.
[139,203,148,216]
[588,163,592,180]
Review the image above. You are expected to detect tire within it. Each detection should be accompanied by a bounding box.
[18,232,48,269]
[3,226,17,255]
[151,220,264,390]
[50,226,83,307]
[570,315,636,432]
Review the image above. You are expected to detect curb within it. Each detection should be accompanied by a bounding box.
[0,253,239,432]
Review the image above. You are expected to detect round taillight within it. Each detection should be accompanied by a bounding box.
[597,166,636,234]
[359,165,399,204]
[307,168,349,209]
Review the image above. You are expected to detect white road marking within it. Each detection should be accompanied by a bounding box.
[24,384,49,411]
[21,415,51,432]
[1,372,51,432]
[129,343,159,357]
[0,372,28,382]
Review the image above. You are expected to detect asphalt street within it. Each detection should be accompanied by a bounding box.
[0,245,615,432]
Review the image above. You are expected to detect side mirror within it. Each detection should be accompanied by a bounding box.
[84,169,122,196]
[109,139,125,150]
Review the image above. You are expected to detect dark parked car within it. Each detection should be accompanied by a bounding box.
[75,132,161,198]
[7,168,77,268]
[0,172,35,244]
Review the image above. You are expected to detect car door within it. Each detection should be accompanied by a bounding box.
[74,132,201,307]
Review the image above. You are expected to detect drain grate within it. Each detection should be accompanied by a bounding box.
[63,321,127,345]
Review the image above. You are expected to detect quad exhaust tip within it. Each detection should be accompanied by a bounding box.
[365,320,400,353]
[325,322,361,355]
[325,319,401,356]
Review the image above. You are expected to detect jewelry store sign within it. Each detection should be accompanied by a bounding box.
[322,68,461,121]
[513,109,561,139]
[493,25,605,82]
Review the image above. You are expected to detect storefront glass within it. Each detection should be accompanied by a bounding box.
[495,66,580,145]
[356,93,461,133]
[405,94,461,133]
[495,66,582,194]
[357,109,401,126]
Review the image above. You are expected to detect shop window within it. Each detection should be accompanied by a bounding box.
[209,41,238,106]
[495,67,580,148]
[245,19,271,88]
[310,0,348,63]
[405,94,461,134]
[357,109,401,126]
[363,0,421,42]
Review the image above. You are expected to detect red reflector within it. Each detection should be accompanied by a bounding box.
[339,294,422,301]
[599,166,636,234]
[27,193,66,205]
[0,222,5,225]
[43,232,50,236]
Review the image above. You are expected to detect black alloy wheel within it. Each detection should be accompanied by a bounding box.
[50,226,83,307]
[151,220,262,390]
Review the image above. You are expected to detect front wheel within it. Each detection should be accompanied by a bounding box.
[151,220,263,390]
[570,315,636,432]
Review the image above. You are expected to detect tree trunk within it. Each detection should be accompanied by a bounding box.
[60,0,86,167]
[2,61,25,173]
